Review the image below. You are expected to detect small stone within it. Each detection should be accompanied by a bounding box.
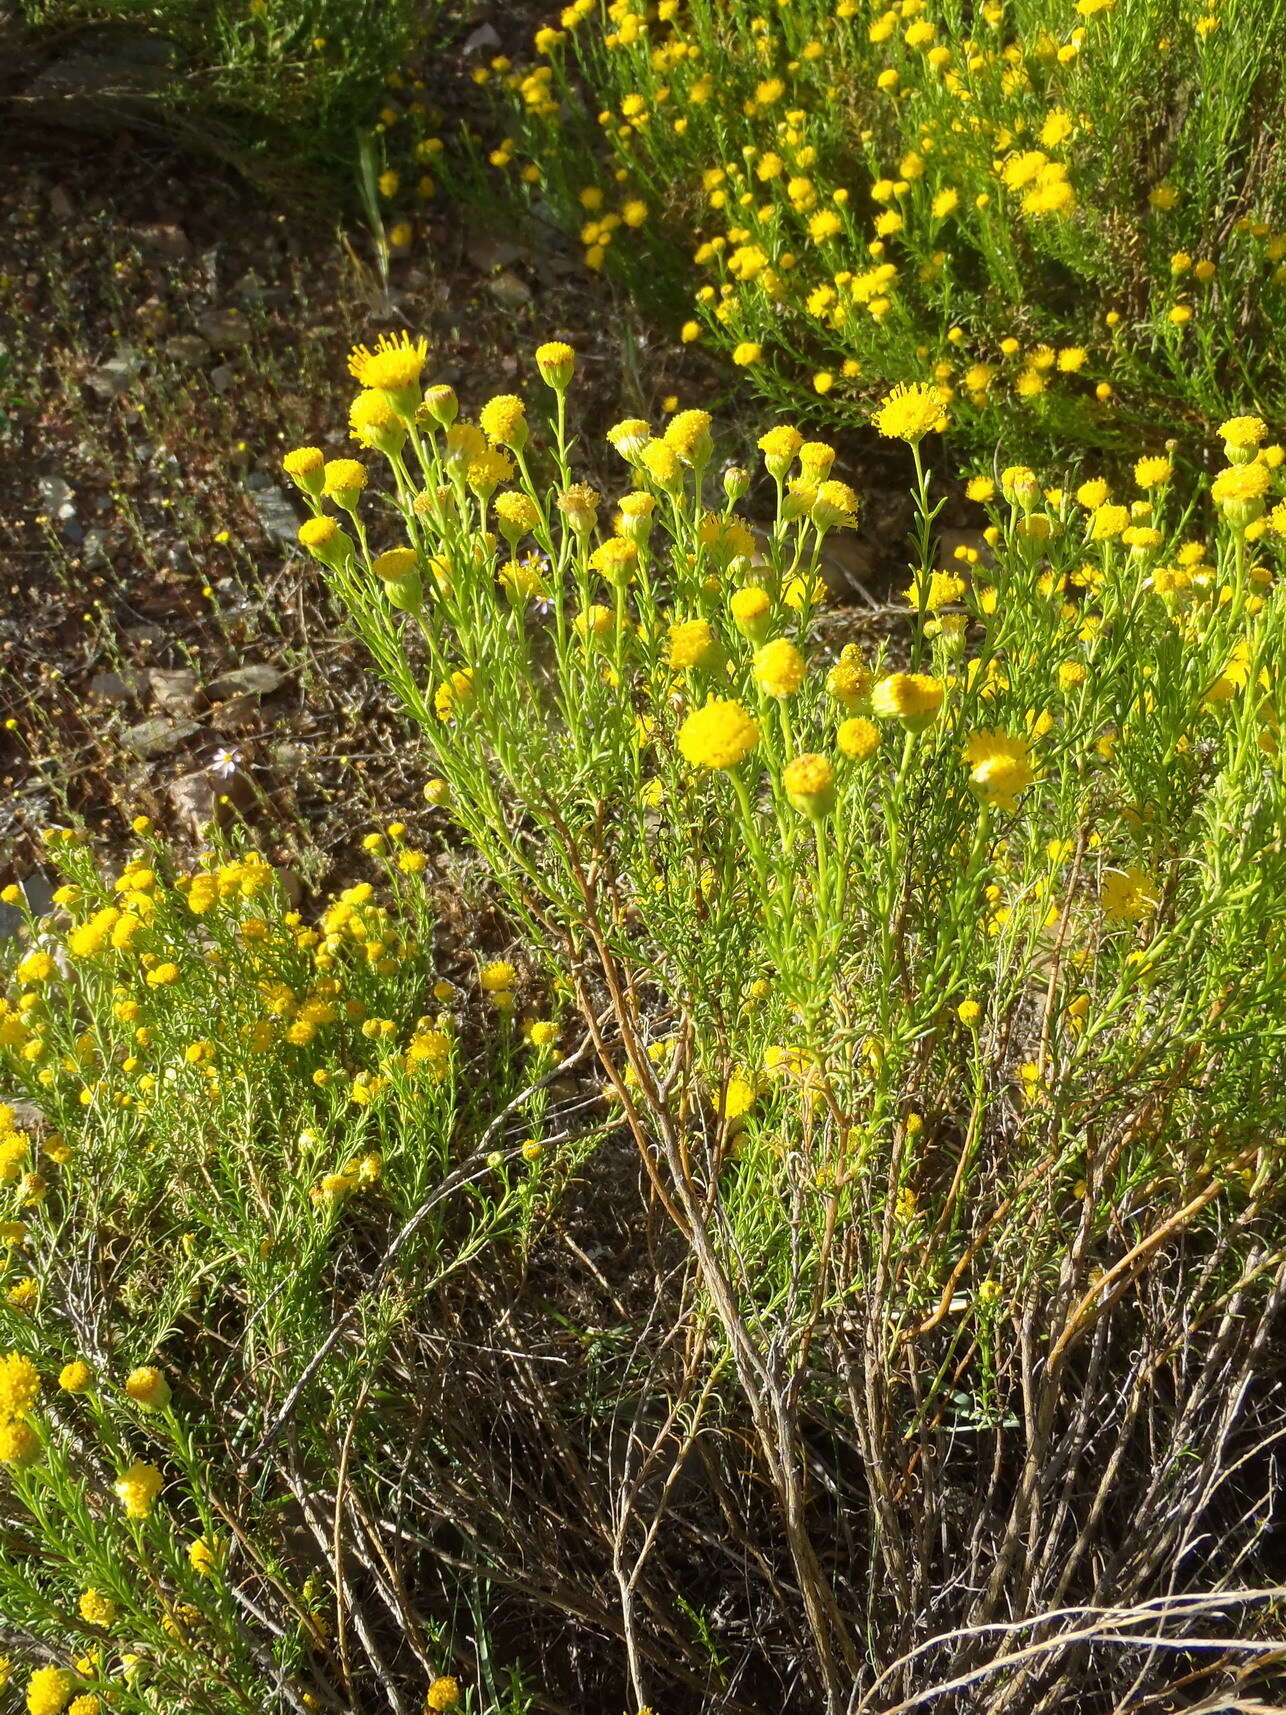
[167,770,226,837]
[462,21,501,54]
[247,483,299,543]
[485,269,534,309]
[37,475,74,520]
[208,693,257,733]
[86,346,143,399]
[81,528,108,569]
[88,671,133,703]
[147,668,199,712]
[163,334,208,365]
[209,364,234,395]
[196,308,251,350]
[132,223,192,261]
[123,715,201,759]
[467,234,527,275]
[49,186,75,221]
[270,740,309,769]
[207,663,285,699]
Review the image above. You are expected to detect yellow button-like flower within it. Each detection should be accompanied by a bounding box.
[872,382,949,442]
[871,672,944,728]
[124,1366,171,1412]
[752,638,805,698]
[783,753,836,817]
[114,1459,164,1518]
[678,699,760,770]
[962,730,1037,812]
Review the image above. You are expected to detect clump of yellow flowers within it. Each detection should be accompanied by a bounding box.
[479,0,1286,462]
[284,328,1285,1322]
[0,808,573,1711]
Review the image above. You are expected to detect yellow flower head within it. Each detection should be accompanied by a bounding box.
[114,1459,164,1517]
[1134,455,1172,489]
[1101,865,1159,923]
[783,753,836,816]
[678,699,760,769]
[0,1419,40,1466]
[589,538,638,585]
[25,1667,77,1715]
[605,418,652,461]
[872,383,949,442]
[479,960,516,993]
[346,332,429,405]
[434,670,475,723]
[962,730,1037,811]
[349,389,406,455]
[871,672,944,728]
[371,548,420,583]
[78,1589,117,1628]
[124,1366,171,1412]
[480,394,528,450]
[0,1351,40,1420]
[752,638,806,698]
[535,340,575,388]
[1211,460,1270,525]
[826,655,872,710]
[282,446,325,495]
[1218,415,1267,463]
[59,1360,92,1394]
[663,408,713,463]
[758,424,803,477]
[321,459,366,507]
[667,618,718,670]
[837,717,881,761]
[425,1679,461,1713]
[729,586,771,641]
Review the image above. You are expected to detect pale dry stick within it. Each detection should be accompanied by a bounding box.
[252,1027,604,1463]
[567,887,861,1714]
[281,1444,409,1715]
[852,1587,1286,1715]
[608,1292,715,1712]
[332,1370,373,1705]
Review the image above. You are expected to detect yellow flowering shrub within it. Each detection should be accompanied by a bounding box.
[0,827,576,1715]
[287,336,1286,1706]
[478,0,1286,462]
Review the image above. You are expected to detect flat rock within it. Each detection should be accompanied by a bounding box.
[195,308,251,350]
[147,667,199,712]
[86,346,144,399]
[207,663,285,699]
[162,334,208,365]
[122,715,201,758]
[168,769,228,837]
[247,482,299,543]
[88,671,134,703]
[133,223,191,260]
[37,475,75,520]
[208,693,258,732]
[485,269,534,309]
[467,234,528,274]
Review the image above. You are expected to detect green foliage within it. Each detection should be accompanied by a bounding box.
[479,0,1286,467]
[16,0,438,181]
[0,832,573,1712]
[300,342,1286,1707]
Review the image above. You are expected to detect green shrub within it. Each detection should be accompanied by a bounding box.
[15,0,437,183]
[290,337,1286,1708]
[0,833,568,1714]
[477,0,1286,468]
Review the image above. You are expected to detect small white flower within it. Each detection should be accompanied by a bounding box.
[209,747,242,779]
